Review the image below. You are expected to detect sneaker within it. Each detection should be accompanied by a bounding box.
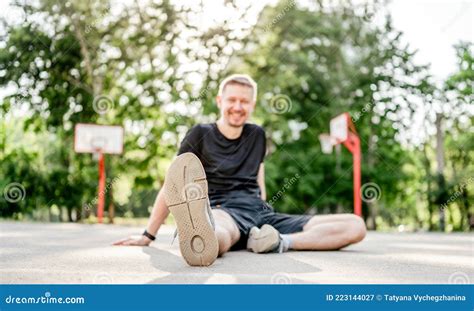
[247,224,284,253]
[164,152,219,266]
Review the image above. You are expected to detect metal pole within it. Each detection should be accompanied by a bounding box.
[343,133,362,217]
[352,135,362,217]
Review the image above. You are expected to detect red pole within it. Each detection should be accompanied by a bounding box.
[97,153,106,223]
[352,135,362,217]
[343,133,362,217]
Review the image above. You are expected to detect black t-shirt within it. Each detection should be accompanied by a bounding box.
[177,123,266,201]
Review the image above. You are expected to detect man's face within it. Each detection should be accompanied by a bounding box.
[216,83,255,128]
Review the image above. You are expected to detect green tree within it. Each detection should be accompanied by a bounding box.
[226,0,431,230]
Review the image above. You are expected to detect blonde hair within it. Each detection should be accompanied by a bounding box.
[218,74,257,101]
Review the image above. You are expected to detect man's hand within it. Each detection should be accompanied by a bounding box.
[112,235,152,246]
[113,188,167,247]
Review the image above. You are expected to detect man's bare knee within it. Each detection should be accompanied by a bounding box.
[303,213,367,242]
[339,216,366,246]
[212,209,241,245]
[350,216,367,243]
[215,227,232,256]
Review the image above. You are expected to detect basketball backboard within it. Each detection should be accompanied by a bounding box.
[330,113,349,142]
[74,123,124,154]
[318,112,362,216]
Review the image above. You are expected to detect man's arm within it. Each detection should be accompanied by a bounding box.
[113,187,169,246]
[257,163,266,201]
[145,188,169,236]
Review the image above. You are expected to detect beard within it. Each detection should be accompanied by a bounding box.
[225,110,247,127]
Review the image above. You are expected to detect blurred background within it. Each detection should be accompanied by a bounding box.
[0,0,472,232]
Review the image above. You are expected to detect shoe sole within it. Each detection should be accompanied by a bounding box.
[164,152,219,266]
[247,224,280,253]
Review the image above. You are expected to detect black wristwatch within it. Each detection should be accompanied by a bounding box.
[142,230,156,241]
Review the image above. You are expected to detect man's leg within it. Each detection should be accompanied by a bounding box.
[289,214,366,250]
[212,209,241,256]
[248,213,367,253]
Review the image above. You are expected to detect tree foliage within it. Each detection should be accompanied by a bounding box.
[0,0,472,231]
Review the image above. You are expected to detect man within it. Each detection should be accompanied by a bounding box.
[114,74,366,266]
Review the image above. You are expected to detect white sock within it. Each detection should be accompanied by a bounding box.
[280,234,292,252]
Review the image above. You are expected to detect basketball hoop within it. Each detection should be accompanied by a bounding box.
[318,112,362,217]
[318,134,336,154]
[90,137,107,161]
[92,152,100,161]
[74,123,124,223]
[90,137,107,151]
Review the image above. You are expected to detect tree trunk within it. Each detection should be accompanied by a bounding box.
[461,189,470,231]
[435,113,446,231]
[75,207,82,222]
[67,207,73,222]
[108,181,115,224]
[48,204,52,222]
[366,128,377,230]
[422,145,433,230]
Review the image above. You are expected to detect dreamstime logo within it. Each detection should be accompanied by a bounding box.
[85,10,109,34]
[263,0,296,32]
[362,10,375,22]
[192,84,212,102]
[268,173,300,206]
[360,182,381,203]
[83,175,122,211]
[269,94,292,114]
[4,290,85,304]
[3,182,26,203]
[92,95,114,115]
[16,92,29,105]
[440,177,473,211]
[93,272,114,284]
[85,21,98,34]
[182,183,204,201]
[448,272,470,284]
[352,102,374,122]
[271,272,292,284]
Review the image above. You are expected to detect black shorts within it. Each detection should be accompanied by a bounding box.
[210,194,312,250]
